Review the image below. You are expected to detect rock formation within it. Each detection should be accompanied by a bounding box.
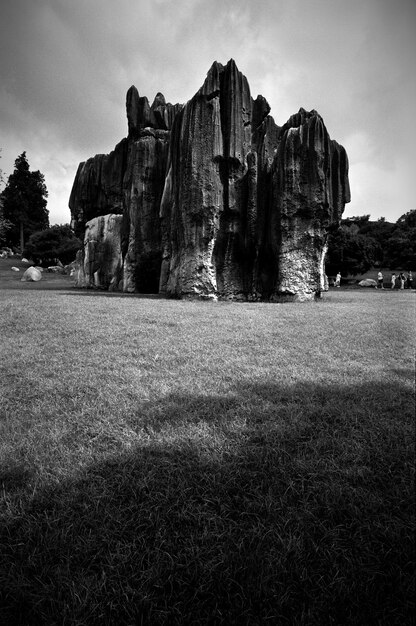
[74,214,124,290]
[69,59,350,301]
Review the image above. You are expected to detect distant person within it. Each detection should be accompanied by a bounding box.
[334,272,341,288]
[377,271,384,289]
[407,271,413,290]
[399,272,406,290]
[391,273,397,289]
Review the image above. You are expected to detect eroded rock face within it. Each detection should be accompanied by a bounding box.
[70,59,350,300]
[267,109,350,300]
[122,129,170,293]
[69,140,128,239]
[70,87,177,292]
[75,215,124,291]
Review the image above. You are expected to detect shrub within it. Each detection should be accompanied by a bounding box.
[23,224,82,266]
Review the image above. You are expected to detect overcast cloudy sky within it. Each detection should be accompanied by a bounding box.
[1,0,415,225]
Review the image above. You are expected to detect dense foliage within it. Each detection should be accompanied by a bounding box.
[326,211,416,276]
[23,224,82,266]
[0,196,12,248]
[0,150,4,190]
[1,152,49,250]
[0,150,12,247]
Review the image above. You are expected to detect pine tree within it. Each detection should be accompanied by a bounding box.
[1,152,49,251]
[0,148,4,188]
[0,149,13,247]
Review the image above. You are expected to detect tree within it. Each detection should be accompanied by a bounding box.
[0,148,4,189]
[326,222,380,276]
[385,210,416,269]
[396,209,416,229]
[1,152,49,251]
[326,211,416,276]
[23,224,82,266]
[0,195,12,247]
[0,149,12,247]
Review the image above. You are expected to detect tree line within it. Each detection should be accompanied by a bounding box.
[0,152,81,265]
[1,151,415,273]
[325,212,416,277]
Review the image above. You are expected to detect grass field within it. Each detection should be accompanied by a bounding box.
[0,259,415,625]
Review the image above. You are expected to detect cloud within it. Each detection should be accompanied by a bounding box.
[1,0,415,225]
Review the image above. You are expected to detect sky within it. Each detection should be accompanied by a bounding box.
[1,0,415,225]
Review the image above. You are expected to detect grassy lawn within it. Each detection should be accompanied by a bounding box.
[0,265,415,624]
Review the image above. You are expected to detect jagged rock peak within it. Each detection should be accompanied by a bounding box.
[152,92,166,107]
[126,85,140,137]
[198,60,224,96]
[126,86,181,136]
[278,107,323,136]
[197,59,250,99]
[252,95,271,129]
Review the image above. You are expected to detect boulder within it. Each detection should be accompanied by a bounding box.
[74,214,124,290]
[47,266,64,273]
[358,279,377,288]
[21,267,42,282]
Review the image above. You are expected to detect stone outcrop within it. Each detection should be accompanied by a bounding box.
[74,214,124,290]
[70,89,178,293]
[268,109,350,300]
[69,59,350,300]
[69,140,128,237]
[122,128,170,293]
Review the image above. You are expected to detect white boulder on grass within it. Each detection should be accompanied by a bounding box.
[47,265,65,273]
[358,279,377,288]
[21,266,42,282]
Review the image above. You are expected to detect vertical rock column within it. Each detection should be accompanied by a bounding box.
[161,59,265,300]
[122,87,180,292]
[160,63,224,298]
[122,129,170,293]
[213,60,255,299]
[271,110,350,300]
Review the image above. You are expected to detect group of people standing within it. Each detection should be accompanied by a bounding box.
[377,270,413,290]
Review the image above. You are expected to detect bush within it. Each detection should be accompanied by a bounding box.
[23,225,82,266]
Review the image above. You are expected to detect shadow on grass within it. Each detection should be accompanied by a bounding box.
[1,380,414,625]
[62,290,164,299]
